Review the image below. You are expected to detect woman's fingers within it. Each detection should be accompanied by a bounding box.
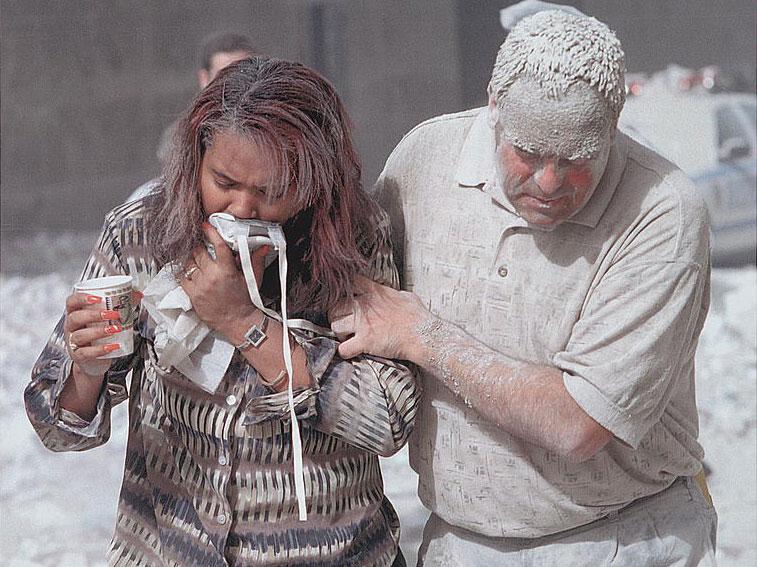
[69,342,121,376]
[202,222,235,263]
[69,322,123,348]
[65,292,101,313]
[64,307,122,334]
[66,316,123,372]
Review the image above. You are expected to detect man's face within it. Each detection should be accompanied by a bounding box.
[490,78,615,230]
[198,50,251,89]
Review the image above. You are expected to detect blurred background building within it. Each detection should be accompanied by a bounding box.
[1,0,755,240]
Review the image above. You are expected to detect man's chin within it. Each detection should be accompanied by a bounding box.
[517,209,564,231]
[527,220,560,232]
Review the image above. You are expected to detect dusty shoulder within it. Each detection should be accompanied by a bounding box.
[622,135,710,262]
[626,136,709,224]
[383,108,482,172]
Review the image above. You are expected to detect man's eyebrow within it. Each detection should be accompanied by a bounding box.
[512,143,537,154]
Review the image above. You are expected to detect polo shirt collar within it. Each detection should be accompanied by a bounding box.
[455,107,628,229]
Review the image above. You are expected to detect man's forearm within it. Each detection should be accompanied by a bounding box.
[409,317,610,461]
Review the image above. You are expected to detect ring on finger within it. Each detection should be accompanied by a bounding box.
[184,265,199,280]
[68,338,79,352]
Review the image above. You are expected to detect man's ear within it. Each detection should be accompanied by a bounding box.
[197,69,210,90]
[487,91,500,129]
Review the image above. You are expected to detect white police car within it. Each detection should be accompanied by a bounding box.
[620,67,756,264]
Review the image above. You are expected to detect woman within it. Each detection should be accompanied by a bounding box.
[25,57,417,566]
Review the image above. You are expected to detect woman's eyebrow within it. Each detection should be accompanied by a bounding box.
[212,168,273,192]
[211,168,238,183]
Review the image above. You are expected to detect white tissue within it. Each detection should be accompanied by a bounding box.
[140,265,235,393]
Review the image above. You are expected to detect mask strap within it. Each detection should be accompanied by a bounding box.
[236,233,308,521]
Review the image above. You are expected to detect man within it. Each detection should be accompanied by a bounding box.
[128,32,254,201]
[331,11,717,566]
[155,32,255,166]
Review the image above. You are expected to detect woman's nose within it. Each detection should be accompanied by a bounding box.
[534,160,566,195]
[226,191,259,220]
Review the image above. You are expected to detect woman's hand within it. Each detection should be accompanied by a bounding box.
[181,222,271,341]
[64,292,126,377]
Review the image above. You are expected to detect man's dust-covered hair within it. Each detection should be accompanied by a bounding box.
[489,10,626,121]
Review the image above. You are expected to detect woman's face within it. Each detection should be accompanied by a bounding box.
[199,130,301,224]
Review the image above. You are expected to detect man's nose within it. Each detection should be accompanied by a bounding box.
[534,160,566,195]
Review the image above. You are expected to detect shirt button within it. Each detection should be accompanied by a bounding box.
[218,455,228,466]
[225,394,237,406]
[217,513,227,525]
[497,265,509,278]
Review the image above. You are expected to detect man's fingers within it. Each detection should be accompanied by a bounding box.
[328,298,354,324]
[330,314,354,340]
[337,336,363,360]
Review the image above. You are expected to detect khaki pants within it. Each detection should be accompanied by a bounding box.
[418,476,718,566]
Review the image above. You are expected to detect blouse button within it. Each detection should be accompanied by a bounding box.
[226,394,237,406]
[497,265,509,278]
[218,455,228,466]
[217,513,227,525]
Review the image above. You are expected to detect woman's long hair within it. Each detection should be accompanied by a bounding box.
[145,57,378,316]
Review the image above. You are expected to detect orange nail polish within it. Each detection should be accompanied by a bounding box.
[104,344,121,353]
[202,221,211,230]
[86,295,102,304]
[105,324,123,335]
[101,310,121,321]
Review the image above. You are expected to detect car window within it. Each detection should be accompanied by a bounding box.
[738,101,756,131]
[716,104,753,158]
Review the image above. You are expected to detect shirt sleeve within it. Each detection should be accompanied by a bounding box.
[554,259,709,449]
[23,208,144,452]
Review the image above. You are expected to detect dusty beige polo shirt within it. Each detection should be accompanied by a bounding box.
[374,108,711,538]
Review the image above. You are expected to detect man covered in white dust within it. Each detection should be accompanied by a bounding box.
[329,10,718,566]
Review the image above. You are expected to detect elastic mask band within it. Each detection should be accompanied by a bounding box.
[236,231,308,521]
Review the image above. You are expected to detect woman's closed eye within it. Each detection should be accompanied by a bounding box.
[213,171,238,189]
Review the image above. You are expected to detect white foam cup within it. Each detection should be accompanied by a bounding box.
[74,275,135,359]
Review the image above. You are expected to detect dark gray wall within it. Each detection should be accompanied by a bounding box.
[2,0,755,237]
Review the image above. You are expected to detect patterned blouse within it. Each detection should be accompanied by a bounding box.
[24,198,419,566]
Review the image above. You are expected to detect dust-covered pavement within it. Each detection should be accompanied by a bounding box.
[0,234,753,566]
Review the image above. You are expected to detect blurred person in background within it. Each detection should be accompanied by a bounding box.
[330,11,717,566]
[128,32,255,202]
[25,57,416,566]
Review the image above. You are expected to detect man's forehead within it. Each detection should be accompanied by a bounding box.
[497,78,613,159]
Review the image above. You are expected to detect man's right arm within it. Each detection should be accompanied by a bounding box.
[336,277,611,462]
